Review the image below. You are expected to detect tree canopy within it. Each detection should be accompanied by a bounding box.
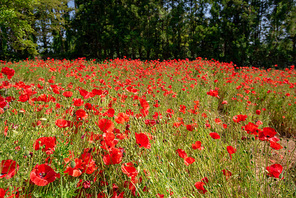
[0,0,295,68]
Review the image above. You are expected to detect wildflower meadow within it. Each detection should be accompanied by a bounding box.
[0,58,295,197]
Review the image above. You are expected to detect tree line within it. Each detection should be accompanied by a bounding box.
[1,0,295,67]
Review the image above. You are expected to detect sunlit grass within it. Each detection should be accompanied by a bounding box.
[0,58,295,197]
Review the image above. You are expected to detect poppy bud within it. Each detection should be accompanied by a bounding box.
[126,123,130,131]
[24,150,30,157]
[70,161,76,168]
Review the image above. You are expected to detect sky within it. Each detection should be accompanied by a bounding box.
[67,0,75,18]
[68,0,75,8]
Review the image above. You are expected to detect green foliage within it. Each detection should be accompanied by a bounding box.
[0,0,296,67]
[33,0,72,54]
[0,0,72,60]
[0,0,38,58]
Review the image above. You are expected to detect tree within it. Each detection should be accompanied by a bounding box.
[0,0,37,59]
[33,0,72,55]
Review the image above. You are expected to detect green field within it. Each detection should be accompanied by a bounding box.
[0,58,295,197]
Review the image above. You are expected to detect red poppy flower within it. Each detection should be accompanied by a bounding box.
[125,176,138,195]
[194,181,207,194]
[166,108,174,115]
[209,132,220,139]
[126,109,134,116]
[186,124,194,131]
[176,149,187,159]
[0,159,19,179]
[63,91,73,98]
[121,162,138,177]
[0,188,6,197]
[1,67,15,79]
[101,132,118,149]
[85,103,92,110]
[201,177,209,183]
[256,110,261,115]
[201,113,207,118]
[192,141,204,150]
[96,119,115,133]
[256,120,263,126]
[30,164,60,186]
[0,187,21,197]
[269,136,280,142]
[103,148,123,165]
[222,100,228,104]
[152,112,162,120]
[75,109,88,120]
[173,121,183,128]
[207,89,219,98]
[139,98,149,110]
[179,105,186,114]
[262,127,277,138]
[18,94,29,102]
[55,119,69,128]
[34,137,56,155]
[73,98,84,106]
[97,192,107,198]
[64,158,83,177]
[115,113,129,124]
[53,88,60,94]
[140,108,149,117]
[80,153,97,174]
[243,122,260,136]
[64,150,97,176]
[145,119,157,126]
[36,94,48,102]
[92,89,102,96]
[222,169,232,180]
[79,89,92,99]
[233,114,247,123]
[104,108,115,117]
[5,96,13,103]
[266,164,283,178]
[82,180,91,189]
[215,118,222,124]
[184,157,195,166]
[135,133,151,149]
[0,97,7,109]
[226,146,237,160]
[270,141,283,150]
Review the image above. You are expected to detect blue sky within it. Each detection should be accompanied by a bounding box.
[68,0,75,8]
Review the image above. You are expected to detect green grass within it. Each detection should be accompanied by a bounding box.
[0,58,295,197]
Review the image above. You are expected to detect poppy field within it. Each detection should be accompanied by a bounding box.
[0,58,296,197]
